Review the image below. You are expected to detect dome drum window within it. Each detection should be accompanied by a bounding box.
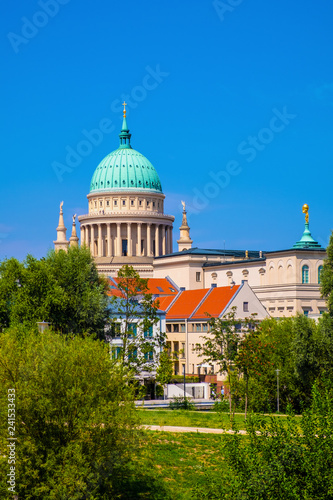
[302,265,309,284]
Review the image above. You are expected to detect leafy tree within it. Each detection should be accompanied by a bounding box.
[321,230,333,315]
[236,329,274,419]
[108,265,165,375]
[0,247,109,338]
[196,308,252,415]
[156,348,174,398]
[0,327,146,499]
[194,383,333,500]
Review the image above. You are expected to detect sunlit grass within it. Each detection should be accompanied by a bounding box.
[137,408,297,431]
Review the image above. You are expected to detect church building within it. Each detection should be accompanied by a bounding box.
[54,107,328,319]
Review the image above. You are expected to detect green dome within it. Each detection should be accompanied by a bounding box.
[90,116,162,194]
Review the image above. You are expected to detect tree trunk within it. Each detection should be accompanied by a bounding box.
[245,375,248,421]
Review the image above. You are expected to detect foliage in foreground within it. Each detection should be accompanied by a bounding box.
[0,328,167,499]
[194,384,333,499]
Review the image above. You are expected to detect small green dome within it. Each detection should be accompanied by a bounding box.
[89,117,162,194]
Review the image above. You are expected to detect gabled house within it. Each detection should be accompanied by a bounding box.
[158,281,269,390]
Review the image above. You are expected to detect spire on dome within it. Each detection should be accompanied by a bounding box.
[53,201,69,252]
[119,101,132,148]
[293,203,322,249]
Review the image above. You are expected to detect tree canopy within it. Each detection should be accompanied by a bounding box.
[0,246,109,338]
[0,327,140,498]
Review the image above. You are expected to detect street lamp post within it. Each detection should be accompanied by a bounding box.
[183,364,186,400]
[276,369,281,413]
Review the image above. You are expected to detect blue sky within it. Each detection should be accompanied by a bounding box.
[1,0,333,260]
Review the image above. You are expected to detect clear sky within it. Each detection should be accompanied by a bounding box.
[2,0,333,261]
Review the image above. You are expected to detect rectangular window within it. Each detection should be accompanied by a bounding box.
[106,200,109,206]
[139,200,142,206]
[128,323,137,337]
[114,200,117,206]
[202,323,208,332]
[131,200,134,206]
[100,201,103,207]
[122,239,128,256]
[128,348,137,360]
[243,302,249,312]
[181,343,185,358]
[110,322,121,337]
[196,323,201,332]
[180,324,186,332]
[166,324,172,333]
[122,200,126,206]
[153,201,155,207]
[144,326,153,338]
[196,272,201,282]
[144,351,154,361]
[112,346,122,360]
[304,310,309,317]
[173,324,179,333]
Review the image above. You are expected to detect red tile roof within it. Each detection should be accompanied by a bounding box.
[156,295,175,312]
[167,289,209,319]
[107,278,178,298]
[191,285,240,319]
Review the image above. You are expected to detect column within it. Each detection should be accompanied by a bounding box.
[127,223,132,257]
[147,223,151,256]
[90,225,95,256]
[166,226,170,254]
[98,224,103,257]
[137,223,142,256]
[155,224,159,257]
[162,225,166,255]
[81,226,85,247]
[170,226,173,254]
[107,223,111,257]
[117,223,121,256]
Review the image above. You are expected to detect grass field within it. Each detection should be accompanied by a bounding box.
[135,430,225,500]
[137,408,295,431]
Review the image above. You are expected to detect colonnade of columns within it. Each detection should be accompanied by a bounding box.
[80,221,173,258]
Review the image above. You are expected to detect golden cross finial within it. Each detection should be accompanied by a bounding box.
[122,101,127,118]
[302,203,309,223]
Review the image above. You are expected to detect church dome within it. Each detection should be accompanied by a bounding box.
[89,111,162,194]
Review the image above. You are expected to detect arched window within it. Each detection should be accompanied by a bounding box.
[302,265,309,284]
[318,265,323,284]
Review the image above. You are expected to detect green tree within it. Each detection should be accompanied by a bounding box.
[197,308,248,415]
[156,348,174,398]
[236,329,274,419]
[0,247,109,338]
[0,327,143,499]
[321,230,333,315]
[109,265,165,374]
[194,383,333,500]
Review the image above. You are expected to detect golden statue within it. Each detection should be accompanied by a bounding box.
[302,203,309,223]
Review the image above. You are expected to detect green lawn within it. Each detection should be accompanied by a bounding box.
[137,408,295,431]
[134,430,226,500]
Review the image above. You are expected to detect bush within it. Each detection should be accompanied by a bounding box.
[0,327,145,499]
[169,396,195,410]
[194,383,333,499]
